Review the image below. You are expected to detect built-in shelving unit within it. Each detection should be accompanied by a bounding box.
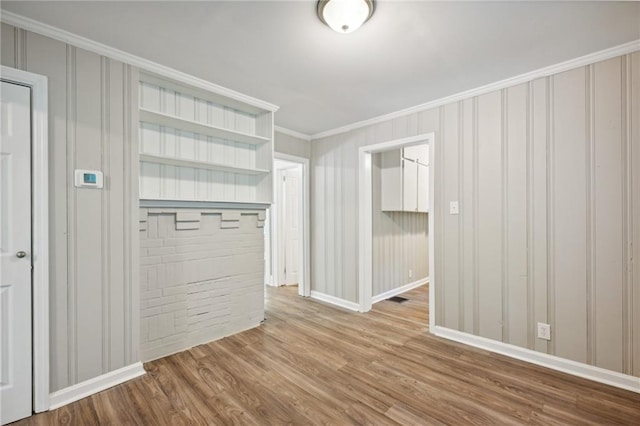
[139,109,271,146]
[138,72,276,204]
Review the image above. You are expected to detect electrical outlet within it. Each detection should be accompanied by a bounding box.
[409,269,413,278]
[537,322,551,341]
[449,201,459,215]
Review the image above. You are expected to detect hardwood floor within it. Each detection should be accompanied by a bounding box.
[16,284,640,425]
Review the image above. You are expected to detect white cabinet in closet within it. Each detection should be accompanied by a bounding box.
[138,73,275,204]
[380,145,429,213]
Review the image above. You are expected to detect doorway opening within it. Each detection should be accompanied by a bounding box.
[370,143,430,304]
[265,153,310,298]
[358,132,436,330]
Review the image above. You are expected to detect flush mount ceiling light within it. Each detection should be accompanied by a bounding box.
[317,0,375,34]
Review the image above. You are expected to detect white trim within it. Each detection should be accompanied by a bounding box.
[371,278,429,304]
[272,153,311,298]
[433,326,640,394]
[275,126,312,142]
[1,65,50,413]
[0,11,278,113]
[428,137,436,332]
[312,39,640,140]
[310,291,361,312]
[358,133,436,313]
[48,362,146,410]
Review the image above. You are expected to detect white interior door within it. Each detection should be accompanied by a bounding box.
[283,168,301,285]
[0,81,33,425]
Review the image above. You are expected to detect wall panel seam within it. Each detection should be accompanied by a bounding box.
[123,64,132,364]
[526,82,534,350]
[438,107,445,325]
[502,89,509,343]
[66,44,78,384]
[586,64,596,366]
[15,27,27,70]
[100,56,111,372]
[458,101,465,330]
[473,97,480,334]
[622,54,631,374]
[547,76,555,356]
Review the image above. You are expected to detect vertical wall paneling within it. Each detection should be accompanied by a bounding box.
[74,48,104,383]
[586,64,596,366]
[128,65,141,366]
[477,91,503,341]
[1,24,16,67]
[309,51,640,377]
[312,140,326,296]
[501,89,508,343]
[335,141,343,300]
[346,130,364,303]
[2,23,141,392]
[436,108,445,325]
[22,28,70,391]
[593,57,624,372]
[472,98,481,335]
[457,102,465,330]
[461,99,475,334]
[547,75,557,357]
[442,103,460,329]
[506,84,529,348]
[552,67,589,363]
[531,78,549,354]
[274,131,311,159]
[66,44,79,386]
[101,57,111,373]
[631,52,640,378]
[325,147,336,297]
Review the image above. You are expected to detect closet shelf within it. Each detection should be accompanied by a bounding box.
[139,108,270,146]
[140,153,270,176]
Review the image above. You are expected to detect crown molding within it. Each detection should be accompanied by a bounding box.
[0,10,279,113]
[274,125,312,141]
[311,39,640,140]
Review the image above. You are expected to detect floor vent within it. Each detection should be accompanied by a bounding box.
[387,296,409,303]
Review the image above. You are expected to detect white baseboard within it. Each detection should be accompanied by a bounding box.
[48,362,146,410]
[433,326,640,394]
[310,290,360,312]
[371,278,428,304]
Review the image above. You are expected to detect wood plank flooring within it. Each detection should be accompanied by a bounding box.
[16,285,640,425]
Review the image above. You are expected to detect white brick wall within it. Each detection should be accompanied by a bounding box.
[139,208,265,361]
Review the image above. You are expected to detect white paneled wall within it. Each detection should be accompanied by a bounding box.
[1,23,140,391]
[312,52,640,378]
[274,131,311,159]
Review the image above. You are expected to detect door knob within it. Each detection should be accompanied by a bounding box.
[16,251,27,258]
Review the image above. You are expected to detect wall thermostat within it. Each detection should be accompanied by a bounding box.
[74,169,104,189]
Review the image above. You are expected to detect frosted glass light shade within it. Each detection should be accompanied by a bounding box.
[317,0,375,34]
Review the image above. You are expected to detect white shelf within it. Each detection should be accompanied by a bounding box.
[140,153,270,176]
[139,108,270,146]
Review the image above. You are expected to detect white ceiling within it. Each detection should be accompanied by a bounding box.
[2,1,639,136]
